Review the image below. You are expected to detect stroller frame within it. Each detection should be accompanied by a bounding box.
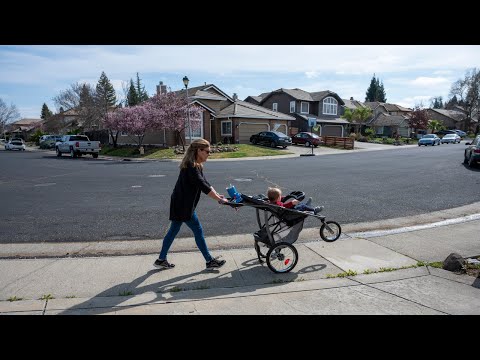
[224,191,341,273]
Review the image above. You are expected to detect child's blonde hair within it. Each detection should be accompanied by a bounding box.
[267,187,282,202]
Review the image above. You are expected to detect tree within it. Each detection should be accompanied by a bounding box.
[408,105,429,134]
[365,74,387,102]
[95,71,117,131]
[125,73,149,107]
[342,106,373,134]
[40,103,53,120]
[135,73,149,103]
[53,82,100,130]
[147,92,202,150]
[428,119,443,134]
[430,96,443,109]
[0,98,20,137]
[449,68,480,132]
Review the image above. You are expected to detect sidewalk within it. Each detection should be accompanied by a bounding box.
[1,217,479,315]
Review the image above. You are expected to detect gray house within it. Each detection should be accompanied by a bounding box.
[246,88,349,137]
[426,108,478,132]
[364,102,412,137]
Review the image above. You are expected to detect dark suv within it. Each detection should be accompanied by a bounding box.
[464,135,480,167]
[250,131,292,148]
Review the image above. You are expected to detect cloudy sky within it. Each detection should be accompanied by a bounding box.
[1,45,479,119]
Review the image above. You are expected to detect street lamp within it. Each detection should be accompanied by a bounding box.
[183,76,193,145]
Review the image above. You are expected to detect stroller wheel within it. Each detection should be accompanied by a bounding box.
[320,221,341,242]
[254,241,268,263]
[266,242,298,273]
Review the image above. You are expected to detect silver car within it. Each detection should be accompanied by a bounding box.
[441,133,461,144]
[418,134,441,146]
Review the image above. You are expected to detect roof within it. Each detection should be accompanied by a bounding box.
[216,100,295,121]
[364,102,411,112]
[296,113,349,125]
[342,99,366,110]
[10,118,42,125]
[429,108,466,122]
[174,84,233,102]
[372,113,409,127]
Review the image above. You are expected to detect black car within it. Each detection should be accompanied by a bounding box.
[250,131,292,148]
[435,129,456,137]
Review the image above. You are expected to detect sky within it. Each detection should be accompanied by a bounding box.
[1,45,480,119]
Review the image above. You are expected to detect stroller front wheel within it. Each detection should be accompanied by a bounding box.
[320,221,341,242]
[266,242,298,273]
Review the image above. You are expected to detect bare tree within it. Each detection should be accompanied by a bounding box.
[449,68,480,132]
[53,82,101,131]
[0,98,20,137]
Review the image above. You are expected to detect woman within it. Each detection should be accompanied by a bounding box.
[154,139,228,270]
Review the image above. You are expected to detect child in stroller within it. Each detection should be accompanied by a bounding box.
[267,187,324,215]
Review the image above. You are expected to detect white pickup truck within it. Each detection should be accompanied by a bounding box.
[55,135,101,158]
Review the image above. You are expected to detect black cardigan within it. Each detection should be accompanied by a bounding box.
[169,163,212,221]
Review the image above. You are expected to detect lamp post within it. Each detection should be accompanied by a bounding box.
[183,76,193,145]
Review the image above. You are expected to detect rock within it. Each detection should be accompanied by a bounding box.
[442,253,465,272]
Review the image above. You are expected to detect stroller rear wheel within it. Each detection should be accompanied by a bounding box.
[320,221,341,242]
[266,242,298,273]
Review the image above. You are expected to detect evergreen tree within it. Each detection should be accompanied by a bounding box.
[365,74,387,102]
[96,71,117,109]
[126,79,138,107]
[377,80,387,102]
[135,72,149,103]
[40,103,53,120]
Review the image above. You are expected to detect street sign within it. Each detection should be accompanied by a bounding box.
[308,118,316,127]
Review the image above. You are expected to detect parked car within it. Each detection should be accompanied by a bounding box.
[454,130,467,138]
[464,135,480,167]
[40,135,62,149]
[418,134,441,146]
[440,133,461,144]
[4,139,26,151]
[55,135,101,158]
[250,131,292,148]
[292,132,321,147]
[435,129,456,137]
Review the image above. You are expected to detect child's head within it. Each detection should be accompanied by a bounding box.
[267,187,282,202]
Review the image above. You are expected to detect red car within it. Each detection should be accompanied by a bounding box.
[291,132,321,147]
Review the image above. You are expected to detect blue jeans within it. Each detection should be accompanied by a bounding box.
[159,211,213,262]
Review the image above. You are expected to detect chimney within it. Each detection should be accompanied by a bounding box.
[156,81,167,95]
[233,93,238,101]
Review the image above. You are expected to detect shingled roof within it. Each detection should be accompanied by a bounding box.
[216,100,295,120]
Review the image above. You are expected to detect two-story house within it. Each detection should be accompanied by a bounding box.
[245,88,349,137]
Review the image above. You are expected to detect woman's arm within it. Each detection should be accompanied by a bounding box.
[207,187,227,202]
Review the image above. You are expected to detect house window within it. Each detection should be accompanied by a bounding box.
[221,120,232,136]
[290,101,295,113]
[376,126,384,135]
[322,97,338,115]
[272,103,278,112]
[186,112,204,140]
[300,102,309,114]
[120,131,128,136]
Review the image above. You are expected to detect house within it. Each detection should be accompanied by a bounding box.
[246,88,349,137]
[427,108,478,132]
[364,102,412,137]
[42,108,81,134]
[115,82,294,146]
[6,118,43,140]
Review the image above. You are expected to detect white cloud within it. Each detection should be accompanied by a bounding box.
[410,77,450,87]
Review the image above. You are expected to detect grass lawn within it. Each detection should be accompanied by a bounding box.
[101,144,293,160]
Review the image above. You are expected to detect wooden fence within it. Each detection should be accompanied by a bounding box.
[322,136,354,149]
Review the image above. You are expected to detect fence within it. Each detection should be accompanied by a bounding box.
[322,136,354,149]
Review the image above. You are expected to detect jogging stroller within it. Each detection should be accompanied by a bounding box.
[224,191,341,273]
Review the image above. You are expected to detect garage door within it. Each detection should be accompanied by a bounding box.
[322,125,343,137]
[239,123,269,143]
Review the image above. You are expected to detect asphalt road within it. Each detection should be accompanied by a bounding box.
[1,143,479,244]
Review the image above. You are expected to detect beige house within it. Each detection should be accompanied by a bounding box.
[426,108,478,132]
[6,118,43,140]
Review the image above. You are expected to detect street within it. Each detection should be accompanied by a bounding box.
[0,143,479,244]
